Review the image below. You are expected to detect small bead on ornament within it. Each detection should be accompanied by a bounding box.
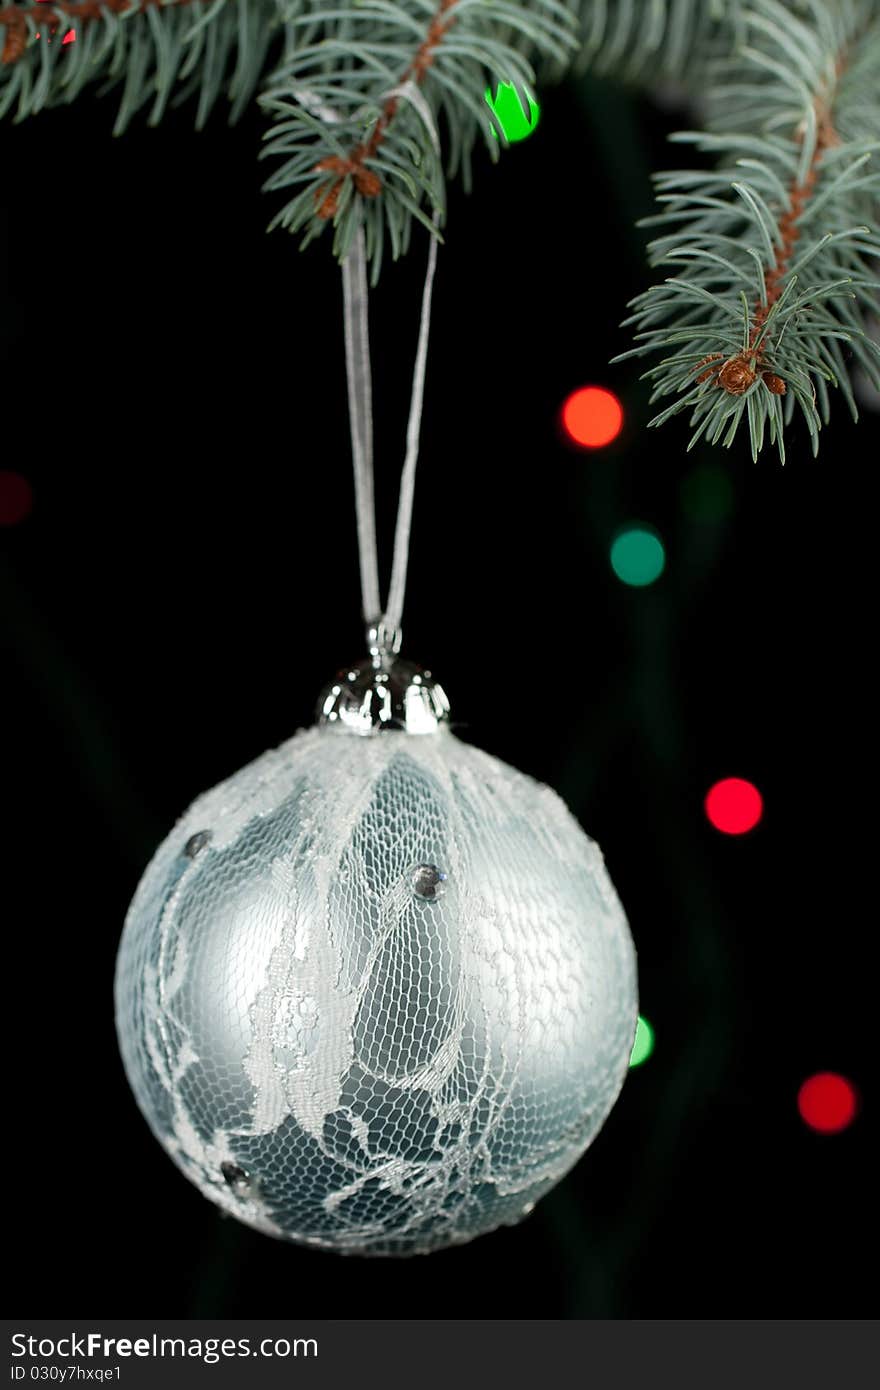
[410,863,448,901]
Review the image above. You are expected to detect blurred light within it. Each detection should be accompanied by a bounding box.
[0,470,33,527]
[561,386,623,449]
[854,317,880,412]
[854,366,880,413]
[31,7,75,42]
[680,462,734,523]
[485,83,540,143]
[704,777,763,835]
[611,526,665,587]
[629,1015,655,1068]
[797,1072,858,1134]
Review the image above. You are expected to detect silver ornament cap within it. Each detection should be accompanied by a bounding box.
[317,623,450,735]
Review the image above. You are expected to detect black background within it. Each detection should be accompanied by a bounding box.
[2,58,874,1318]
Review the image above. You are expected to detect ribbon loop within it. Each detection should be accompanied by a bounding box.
[341,213,440,640]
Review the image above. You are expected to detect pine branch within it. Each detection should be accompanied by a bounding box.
[3,0,879,463]
[263,0,731,273]
[566,0,728,84]
[260,0,575,278]
[616,0,880,461]
[0,0,279,130]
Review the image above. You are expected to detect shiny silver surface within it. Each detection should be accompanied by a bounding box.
[410,863,448,901]
[115,725,638,1256]
[317,630,450,735]
[221,1161,252,1194]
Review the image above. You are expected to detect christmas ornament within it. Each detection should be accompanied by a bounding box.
[114,221,638,1256]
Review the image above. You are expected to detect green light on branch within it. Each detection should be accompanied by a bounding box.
[485,83,540,143]
[629,1015,655,1068]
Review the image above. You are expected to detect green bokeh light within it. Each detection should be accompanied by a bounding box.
[485,83,541,143]
[629,1015,655,1068]
[680,463,734,523]
[610,526,665,587]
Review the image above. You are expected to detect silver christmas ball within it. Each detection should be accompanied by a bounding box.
[115,662,637,1256]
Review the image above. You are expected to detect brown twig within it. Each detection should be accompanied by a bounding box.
[313,0,458,219]
[1,0,206,65]
[696,70,844,398]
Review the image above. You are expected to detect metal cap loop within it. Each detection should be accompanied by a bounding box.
[317,647,450,736]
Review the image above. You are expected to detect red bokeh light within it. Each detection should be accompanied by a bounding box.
[704,777,763,835]
[0,471,34,527]
[797,1072,858,1134]
[561,386,624,449]
[31,5,75,42]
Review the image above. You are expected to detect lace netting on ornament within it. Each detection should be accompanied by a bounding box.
[115,727,637,1255]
